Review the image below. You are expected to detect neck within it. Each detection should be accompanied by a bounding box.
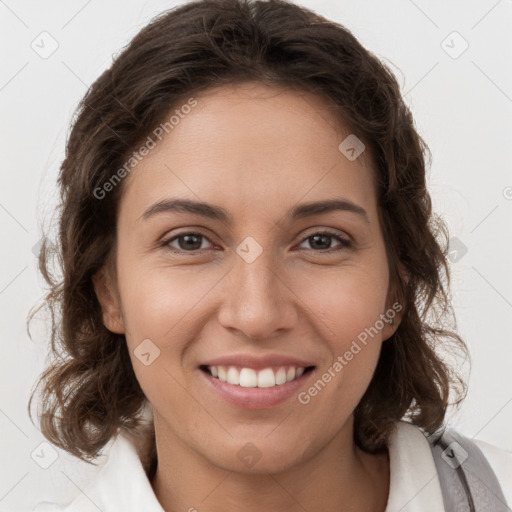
[150,416,389,512]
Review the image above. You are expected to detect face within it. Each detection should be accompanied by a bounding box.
[94,81,400,473]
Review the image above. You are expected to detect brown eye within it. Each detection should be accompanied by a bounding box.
[163,232,213,252]
[299,231,352,252]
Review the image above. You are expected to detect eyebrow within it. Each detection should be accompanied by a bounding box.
[139,197,369,224]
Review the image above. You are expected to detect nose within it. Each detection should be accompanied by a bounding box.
[217,248,298,341]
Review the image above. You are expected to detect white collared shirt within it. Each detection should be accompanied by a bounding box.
[32,421,511,511]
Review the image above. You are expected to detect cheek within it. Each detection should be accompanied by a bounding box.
[293,262,389,343]
[116,260,218,346]
[115,261,206,414]
[291,262,389,398]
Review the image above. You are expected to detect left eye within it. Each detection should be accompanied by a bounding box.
[162,231,351,253]
[298,232,352,251]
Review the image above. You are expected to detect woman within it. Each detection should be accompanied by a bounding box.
[28,0,511,510]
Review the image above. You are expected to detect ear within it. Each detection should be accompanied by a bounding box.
[398,262,410,287]
[92,266,125,334]
[380,303,404,341]
[382,262,409,341]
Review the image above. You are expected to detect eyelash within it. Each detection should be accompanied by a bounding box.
[160,229,352,254]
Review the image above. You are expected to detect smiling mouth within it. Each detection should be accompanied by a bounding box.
[199,364,315,388]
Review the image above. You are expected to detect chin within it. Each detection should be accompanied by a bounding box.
[200,436,309,475]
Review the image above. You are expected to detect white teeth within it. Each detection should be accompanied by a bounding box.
[217,366,227,382]
[206,365,308,388]
[239,368,258,387]
[257,368,275,387]
[226,367,240,385]
[275,367,287,385]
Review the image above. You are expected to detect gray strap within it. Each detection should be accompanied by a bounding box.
[430,428,509,511]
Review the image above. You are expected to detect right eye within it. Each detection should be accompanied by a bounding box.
[162,232,215,253]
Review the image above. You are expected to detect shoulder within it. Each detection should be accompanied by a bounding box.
[385,421,511,511]
[473,436,512,505]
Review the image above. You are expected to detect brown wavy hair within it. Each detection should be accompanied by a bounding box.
[28,0,469,470]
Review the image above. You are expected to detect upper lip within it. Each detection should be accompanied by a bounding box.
[200,353,315,371]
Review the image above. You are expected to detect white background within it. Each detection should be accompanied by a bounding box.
[1,0,511,510]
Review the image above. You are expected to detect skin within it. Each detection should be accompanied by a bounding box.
[93,81,404,512]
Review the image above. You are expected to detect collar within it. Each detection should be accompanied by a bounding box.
[43,421,444,511]
[385,421,445,511]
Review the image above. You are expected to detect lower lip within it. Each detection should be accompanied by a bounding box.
[199,368,315,409]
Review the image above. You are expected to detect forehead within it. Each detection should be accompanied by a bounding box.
[119,81,377,224]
